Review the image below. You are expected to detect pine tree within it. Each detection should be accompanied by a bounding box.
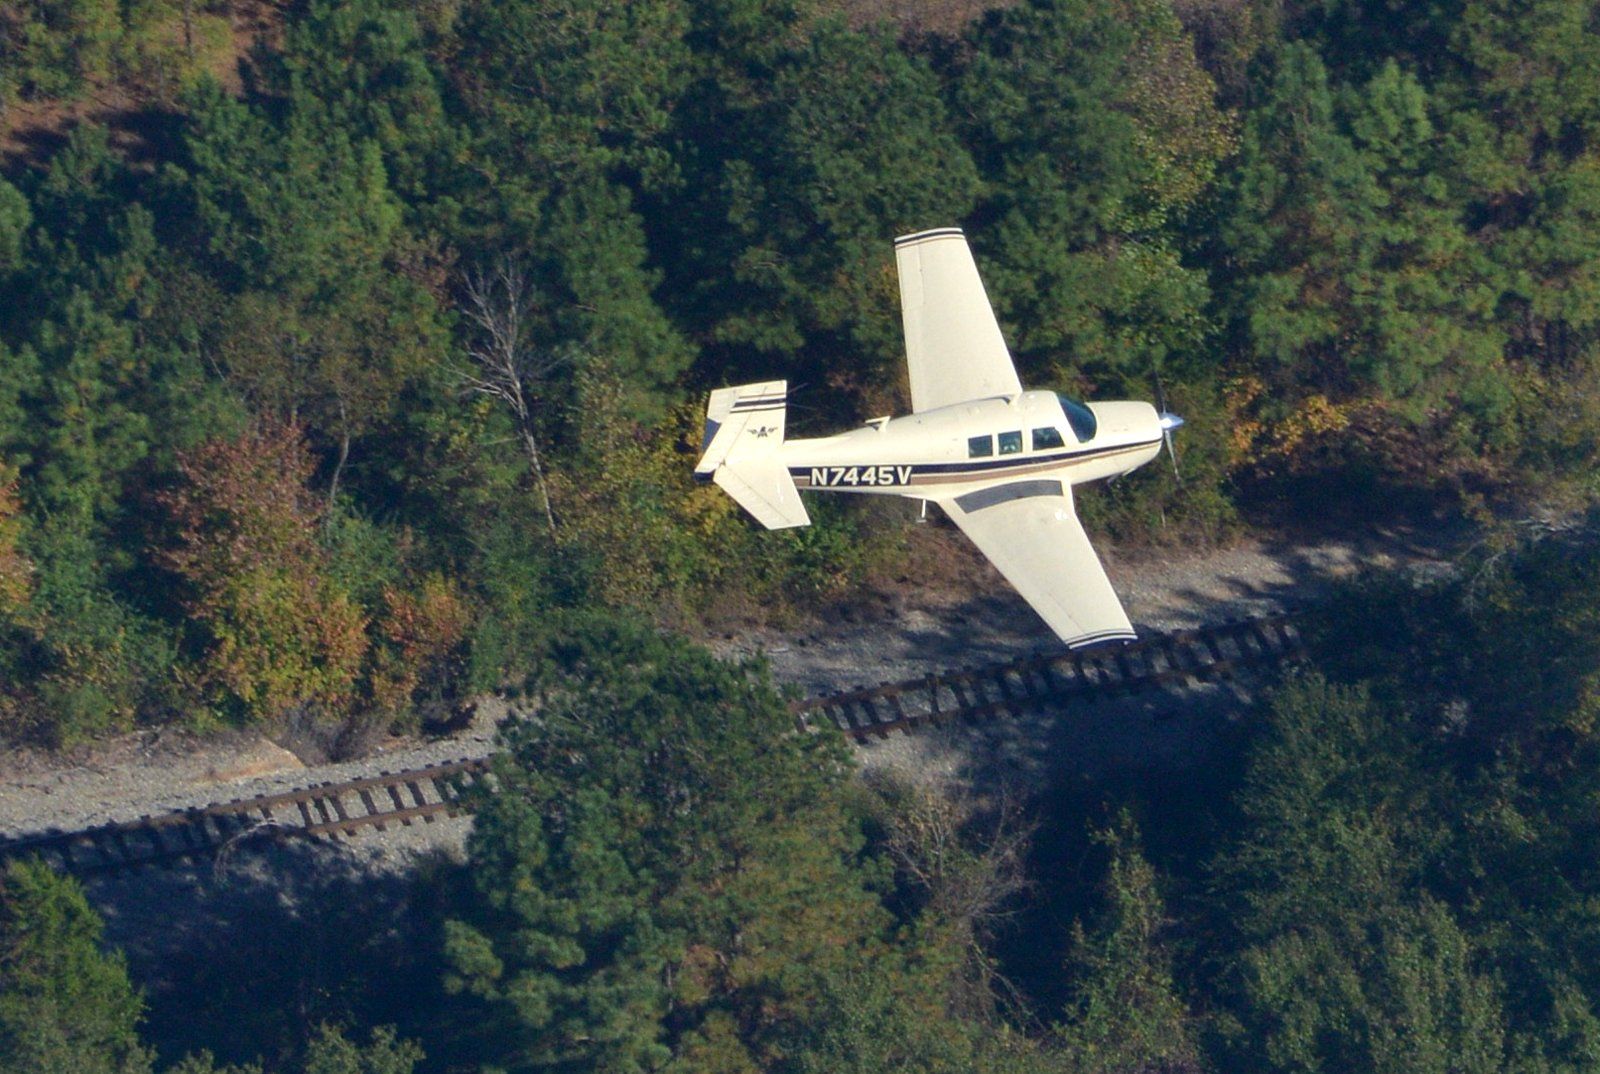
[954,0,1226,391]
[1056,817,1200,1074]
[0,859,153,1074]
[442,619,892,1072]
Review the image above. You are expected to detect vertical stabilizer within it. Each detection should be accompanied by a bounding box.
[694,381,810,529]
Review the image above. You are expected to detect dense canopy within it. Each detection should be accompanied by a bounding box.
[8,1,1600,1072]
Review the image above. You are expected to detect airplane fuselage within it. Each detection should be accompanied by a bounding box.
[778,390,1164,501]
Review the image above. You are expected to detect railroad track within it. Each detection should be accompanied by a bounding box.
[0,757,491,876]
[794,614,1303,742]
[1,615,1303,875]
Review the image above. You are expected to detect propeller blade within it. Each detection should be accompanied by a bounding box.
[1152,368,1184,486]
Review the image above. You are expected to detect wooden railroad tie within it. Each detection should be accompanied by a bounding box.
[0,616,1304,875]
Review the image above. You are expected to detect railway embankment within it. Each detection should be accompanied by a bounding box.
[0,525,1459,861]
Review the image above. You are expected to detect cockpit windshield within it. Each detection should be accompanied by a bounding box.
[1057,395,1098,442]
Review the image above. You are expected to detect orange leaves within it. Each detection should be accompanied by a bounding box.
[161,416,325,583]
[369,575,471,712]
[380,575,471,664]
[162,419,367,720]
[161,420,474,724]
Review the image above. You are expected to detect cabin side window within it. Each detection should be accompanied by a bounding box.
[968,434,994,458]
[1057,396,1098,442]
[998,430,1023,455]
[1032,426,1065,450]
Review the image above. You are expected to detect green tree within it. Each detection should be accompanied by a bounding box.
[439,0,695,412]
[783,967,1057,1074]
[1055,817,1199,1074]
[954,0,1227,390]
[301,1025,423,1074]
[443,618,892,1072]
[665,15,979,404]
[1219,46,1504,430]
[1208,676,1508,1073]
[0,179,28,276]
[175,77,448,496]
[151,1025,420,1074]
[273,0,455,207]
[0,859,152,1074]
[0,0,121,103]
[1238,899,1504,1074]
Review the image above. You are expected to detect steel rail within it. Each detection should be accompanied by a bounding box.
[0,616,1303,876]
[790,615,1304,742]
[0,757,491,875]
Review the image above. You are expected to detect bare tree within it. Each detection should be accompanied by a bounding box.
[868,769,1037,1023]
[454,260,563,539]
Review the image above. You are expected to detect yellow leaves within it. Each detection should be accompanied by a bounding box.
[1116,0,1237,225]
[1225,375,1357,474]
[206,568,368,716]
[369,575,473,711]
[550,395,741,614]
[672,1011,762,1074]
[674,944,721,1007]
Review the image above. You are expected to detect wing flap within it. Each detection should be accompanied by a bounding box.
[937,481,1135,648]
[895,228,1022,413]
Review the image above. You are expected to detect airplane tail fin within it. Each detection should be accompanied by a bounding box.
[694,380,810,530]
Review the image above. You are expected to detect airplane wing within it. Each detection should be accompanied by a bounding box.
[936,479,1136,648]
[895,228,1022,413]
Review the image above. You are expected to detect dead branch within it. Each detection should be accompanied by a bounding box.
[452,259,567,540]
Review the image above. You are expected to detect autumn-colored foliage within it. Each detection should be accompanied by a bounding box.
[162,419,367,721]
[369,574,472,713]
[1224,375,1356,475]
[0,462,31,618]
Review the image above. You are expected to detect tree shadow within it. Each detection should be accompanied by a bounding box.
[81,832,479,1072]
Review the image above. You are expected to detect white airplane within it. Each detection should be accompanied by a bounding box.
[693,227,1182,649]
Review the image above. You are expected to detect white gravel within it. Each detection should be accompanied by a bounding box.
[0,709,504,842]
[0,524,1460,860]
[0,523,1465,1001]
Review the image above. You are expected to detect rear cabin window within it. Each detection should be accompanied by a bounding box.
[1057,396,1098,442]
[1032,426,1066,450]
[968,434,993,458]
[998,430,1023,455]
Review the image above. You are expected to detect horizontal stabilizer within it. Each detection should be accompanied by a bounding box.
[697,380,811,529]
[714,460,811,530]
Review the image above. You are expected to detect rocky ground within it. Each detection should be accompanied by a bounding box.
[0,519,1467,1058]
[0,519,1463,849]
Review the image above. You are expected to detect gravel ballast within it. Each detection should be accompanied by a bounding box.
[0,528,1457,854]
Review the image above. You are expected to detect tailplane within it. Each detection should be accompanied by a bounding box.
[694,380,810,529]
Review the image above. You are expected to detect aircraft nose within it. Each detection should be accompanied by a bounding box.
[1158,412,1184,432]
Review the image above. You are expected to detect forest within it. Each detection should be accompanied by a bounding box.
[5,0,1600,1070]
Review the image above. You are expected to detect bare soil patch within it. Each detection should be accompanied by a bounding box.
[0,0,284,170]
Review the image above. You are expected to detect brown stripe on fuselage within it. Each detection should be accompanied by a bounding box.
[790,439,1158,489]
